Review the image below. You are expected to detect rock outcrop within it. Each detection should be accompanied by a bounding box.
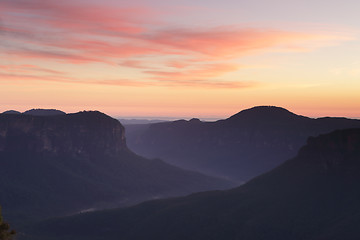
[0,111,126,156]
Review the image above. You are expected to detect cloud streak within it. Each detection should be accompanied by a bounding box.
[1,0,151,35]
[1,0,353,88]
[146,63,241,81]
[0,70,251,89]
[0,64,64,75]
[144,27,351,58]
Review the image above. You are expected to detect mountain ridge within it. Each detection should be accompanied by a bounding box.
[23,128,360,240]
[226,105,307,123]
[22,109,66,116]
[125,106,360,181]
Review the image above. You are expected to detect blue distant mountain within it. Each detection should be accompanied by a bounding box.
[126,106,360,182]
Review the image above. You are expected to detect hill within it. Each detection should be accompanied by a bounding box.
[0,111,234,226]
[1,110,21,115]
[24,128,360,240]
[22,109,66,116]
[126,106,360,182]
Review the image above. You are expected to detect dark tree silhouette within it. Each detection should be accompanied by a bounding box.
[0,206,15,240]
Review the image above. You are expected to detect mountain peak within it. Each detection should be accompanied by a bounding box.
[227,106,305,123]
[1,110,21,115]
[189,118,201,123]
[23,108,66,116]
[69,110,116,121]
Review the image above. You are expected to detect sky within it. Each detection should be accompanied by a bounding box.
[1,0,360,119]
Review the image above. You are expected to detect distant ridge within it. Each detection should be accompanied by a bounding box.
[23,109,66,116]
[226,106,306,123]
[119,118,168,125]
[1,110,21,115]
[126,106,360,182]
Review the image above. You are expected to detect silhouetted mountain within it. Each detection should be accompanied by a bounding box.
[23,109,66,116]
[24,128,360,240]
[126,106,360,182]
[227,106,302,123]
[1,110,21,115]
[0,111,234,226]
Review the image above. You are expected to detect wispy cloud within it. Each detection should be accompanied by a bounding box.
[119,60,155,69]
[0,0,353,88]
[0,71,251,89]
[158,27,348,53]
[1,0,151,35]
[0,64,64,74]
[146,63,240,81]
[5,48,105,64]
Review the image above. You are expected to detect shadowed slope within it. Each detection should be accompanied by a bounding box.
[0,111,234,226]
[24,128,360,240]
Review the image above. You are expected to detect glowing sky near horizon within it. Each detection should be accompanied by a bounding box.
[1,0,360,119]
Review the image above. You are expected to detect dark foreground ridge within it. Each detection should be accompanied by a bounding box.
[0,111,234,226]
[24,128,360,240]
[126,105,360,182]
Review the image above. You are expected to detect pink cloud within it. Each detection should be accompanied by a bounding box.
[1,1,164,64]
[0,66,254,89]
[119,60,154,69]
[161,79,257,88]
[6,49,104,64]
[144,27,347,59]
[2,1,348,63]
[166,61,189,69]
[0,0,352,88]
[0,64,64,74]
[0,72,69,83]
[0,71,146,87]
[58,39,160,58]
[1,0,152,35]
[146,63,241,81]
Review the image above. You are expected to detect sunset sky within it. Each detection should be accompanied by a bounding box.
[1,0,359,119]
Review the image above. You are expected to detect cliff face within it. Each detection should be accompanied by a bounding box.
[0,111,126,156]
[298,128,360,172]
[0,111,234,226]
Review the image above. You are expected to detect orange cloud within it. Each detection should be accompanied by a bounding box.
[0,64,64,75]
[144,27,349,59]
[0,72,69,83]
[0,65,253,89]
[0,72,252,89]
[119,60,154,69]
[146,63,240,81]
[148,78,257,89]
